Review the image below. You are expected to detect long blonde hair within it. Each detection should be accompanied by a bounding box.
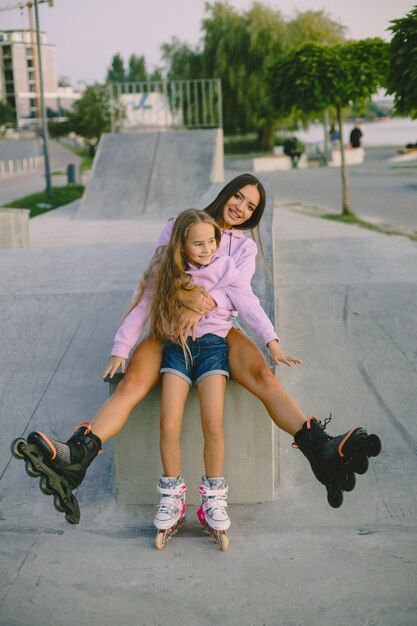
[128,209,221,353]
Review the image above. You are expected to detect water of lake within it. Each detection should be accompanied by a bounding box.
[294,117,417,147]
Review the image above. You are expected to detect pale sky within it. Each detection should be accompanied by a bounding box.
[0,0,415,86]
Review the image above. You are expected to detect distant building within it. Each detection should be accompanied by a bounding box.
[0,30,80,128]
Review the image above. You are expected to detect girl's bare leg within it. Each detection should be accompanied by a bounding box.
[198,375,227,477]
[91,337,162,443]
[159,374,190,477]
[227,329,306,436]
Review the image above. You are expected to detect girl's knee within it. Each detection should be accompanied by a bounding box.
[202,419,224,440]
[245,362,277,388]
[160,419,181,441]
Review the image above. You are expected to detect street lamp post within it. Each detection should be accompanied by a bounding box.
[33,0,52,197]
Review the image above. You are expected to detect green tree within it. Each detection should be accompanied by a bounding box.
[127,54,148,83]
[106,53,126,83]
[70,83,125,145]
[160,2,346,149]
[287,9,346,46]
[270,39,389,215]
[201,2,288,148]
[0,100,15,128]
[161,36,203,81]
[387,6,417,119]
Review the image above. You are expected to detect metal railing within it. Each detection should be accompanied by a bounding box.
[109,79,223,132]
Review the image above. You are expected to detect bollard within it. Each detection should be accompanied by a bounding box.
[67,163,80,184]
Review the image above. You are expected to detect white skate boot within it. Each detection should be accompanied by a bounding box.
[197,476,230,551]
[154,476,187,550]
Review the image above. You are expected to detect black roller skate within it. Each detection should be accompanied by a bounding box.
[293,416,381,508]
[11,422,102,524]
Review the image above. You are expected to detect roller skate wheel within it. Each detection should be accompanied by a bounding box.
[354,455,369,475]
[53,494,65,513]
[65,511,80,525]
[219,532,229,552]
[155,531,166,550]
[327,489,343,508]
[367,434,381,457]
[11,438,26,459]
[343,472,356,492]
[39,476,53,496]
[25,459,40,478]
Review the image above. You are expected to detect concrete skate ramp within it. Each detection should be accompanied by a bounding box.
[76,129,223,220]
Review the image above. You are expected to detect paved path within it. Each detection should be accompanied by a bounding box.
[0,181,416,624]
[229,147,417,234]
[0,140,82,206]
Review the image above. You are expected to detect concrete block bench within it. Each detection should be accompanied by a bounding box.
[107,188,278,506]
[253,151,308,172]
[329,147,365,167]
[0,208,30,248]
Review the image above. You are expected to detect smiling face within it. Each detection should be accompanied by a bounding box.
[183,222,218,267]
[222,184,261,229]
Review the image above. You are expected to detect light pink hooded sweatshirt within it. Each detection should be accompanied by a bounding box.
[112,219,278,359]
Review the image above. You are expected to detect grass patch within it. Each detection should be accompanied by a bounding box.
[323,213,417,242]
[3,185,84,218]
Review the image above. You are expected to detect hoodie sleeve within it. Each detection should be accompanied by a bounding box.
[210,237,257,309]
[214,258,279,345]
[153,218,174,251]
[111,219,177,357]
[111,286,152,359]
[233,237,258,284]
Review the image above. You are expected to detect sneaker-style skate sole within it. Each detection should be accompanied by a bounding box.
[155,517,185,550]
[325,429,382,508]
[196,508,229,551]
[11,437,80,524]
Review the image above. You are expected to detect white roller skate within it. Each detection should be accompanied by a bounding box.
[154,476,187,550]
[197,476,230,551]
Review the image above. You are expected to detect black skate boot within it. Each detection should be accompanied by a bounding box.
[11,422,102,524]
[293,416,381,508]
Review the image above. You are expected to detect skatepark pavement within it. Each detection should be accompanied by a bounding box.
[0,162,416,625]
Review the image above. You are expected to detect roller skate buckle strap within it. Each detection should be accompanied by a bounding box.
[199,485,228,497]
[157,484,187,496]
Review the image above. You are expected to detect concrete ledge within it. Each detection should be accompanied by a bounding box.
[329,147,365,166]
[253,153,308,172]
[0,208,30,248]
[111,380,276,505]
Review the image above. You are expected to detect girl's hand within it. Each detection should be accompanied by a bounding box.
[179,309,202,341]
[179,290,216,315]
[267,340,302,368]
[102,355,126,378]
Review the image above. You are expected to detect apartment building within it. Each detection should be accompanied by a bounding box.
[0,29,79,128]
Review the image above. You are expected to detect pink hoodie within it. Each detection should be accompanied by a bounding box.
[112,219,278,358]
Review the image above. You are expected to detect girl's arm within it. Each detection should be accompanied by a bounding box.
[215,258,301,367]
[111,286,152,359]
[206,238,258,311]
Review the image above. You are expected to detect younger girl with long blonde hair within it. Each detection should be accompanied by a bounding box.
[138,208,283,549]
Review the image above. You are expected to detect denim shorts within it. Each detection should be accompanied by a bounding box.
[160,334,229,386]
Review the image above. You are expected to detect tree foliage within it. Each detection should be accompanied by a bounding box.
[0,99,15,126]
[70,84,125,143]
[127,54,147,82]
[287,9,346,47]
[106,53,126,83]
[387,6,417,119]
[161,2,346,148]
